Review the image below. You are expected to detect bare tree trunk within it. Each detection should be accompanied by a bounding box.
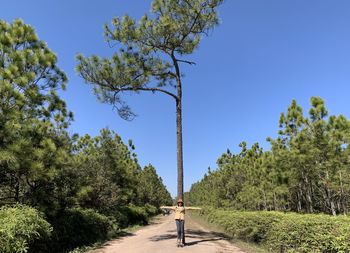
[297,185,302,213]
[330,199,336,216]
[15,173,20,202]
[176,97,184,200]
[172,53,184,201]
[273,191,277,211]
[302,171,313,213]
[306,187,313,213]
[324,171,336,216]
[339,171,347,215]
[263,190,268,211]
[171,51,185,244]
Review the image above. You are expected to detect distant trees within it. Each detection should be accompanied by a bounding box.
[76,0,224,200]
[189,97,350,215]
[137,165,172,207]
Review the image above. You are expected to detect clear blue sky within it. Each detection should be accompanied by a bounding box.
[2,1,350,197]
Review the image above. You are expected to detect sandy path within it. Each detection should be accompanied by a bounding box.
[88,213,246,253]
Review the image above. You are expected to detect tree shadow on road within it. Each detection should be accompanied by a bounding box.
[149,233,178,241]
[186,229,229,239]
[184,229,228,246]
[148,228,228,247]
[90,231,136,251]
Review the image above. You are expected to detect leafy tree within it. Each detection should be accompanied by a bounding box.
[76,0,224,200]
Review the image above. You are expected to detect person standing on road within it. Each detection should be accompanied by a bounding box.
[160,199,201,247]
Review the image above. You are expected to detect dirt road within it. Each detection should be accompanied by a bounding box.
[88,213,246,253]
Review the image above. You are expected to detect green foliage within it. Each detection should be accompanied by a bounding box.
[45,208,112,253]
[0,205,52,253]
[199,208,350,253]
[112,204,160,227]
[123,204,151,225]
[136,165,173,207]
[73,129,141,212]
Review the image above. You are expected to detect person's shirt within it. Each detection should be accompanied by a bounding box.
[174,206,185,220]
[159,206,201,221]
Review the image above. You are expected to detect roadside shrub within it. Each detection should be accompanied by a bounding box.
[111,207,130,228]
[112,204,159,227]
[200,208,282,242]
[0,204,52,253]
[265,214,350,253]
[144,204,159,216]
[199,208,350,253]
[124,204,149,225]
[47,208,112,252]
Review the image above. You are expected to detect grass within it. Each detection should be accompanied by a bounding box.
[187,211,270,253]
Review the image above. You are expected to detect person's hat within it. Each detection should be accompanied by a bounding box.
[177,198,183,203]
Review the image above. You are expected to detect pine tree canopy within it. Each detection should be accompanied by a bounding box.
[76,0,224,119]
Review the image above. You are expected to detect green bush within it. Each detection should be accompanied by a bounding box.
[124,204,149,225]
[66,204,159,253]
[47,208,113,253]
[199,208,350,253]
[265,214,350,253]
[144,204,159,216]
[200,208,283,243]
[0,204,52,253]
[112,204,159,228]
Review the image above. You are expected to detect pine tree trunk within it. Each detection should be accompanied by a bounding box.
[339,171,347,215]
[172,53,184,201]
[330,199,336,216]
[302,171,313,213]
[273,191,277,211]
[325,171,336,216]
[175,65,185,244]
[306,187,313,213]
[176,97,184,200]
[263,190,268,211]
[297,185,302,212]
[15,175,20,202]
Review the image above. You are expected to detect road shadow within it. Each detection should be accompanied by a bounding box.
[184,229,228,246]
[89,231,136,252]
[149,233,178,241]
[148,228,228,247]
[186,229,229,238]
[184,237,222,246]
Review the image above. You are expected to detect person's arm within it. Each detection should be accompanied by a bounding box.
[160,206,176,210]
[184,206,202,210]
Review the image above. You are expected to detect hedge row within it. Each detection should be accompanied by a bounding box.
[199,208,350,253]
[1,204,160,253]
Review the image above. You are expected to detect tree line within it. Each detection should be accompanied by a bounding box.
[188,97,350,215]
[0,19,172,252]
